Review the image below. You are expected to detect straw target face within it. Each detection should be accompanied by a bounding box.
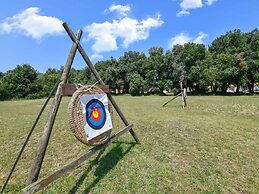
[86,99,106,130]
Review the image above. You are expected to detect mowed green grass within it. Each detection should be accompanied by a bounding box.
[0,95,258,193]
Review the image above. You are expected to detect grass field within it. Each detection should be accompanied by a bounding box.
[0,95,258,193]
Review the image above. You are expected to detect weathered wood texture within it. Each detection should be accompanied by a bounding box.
[62,22,140,144]
[60,84,109,96]
[180,81,187,108]
[22,124,133,194]
[27,30,83,184]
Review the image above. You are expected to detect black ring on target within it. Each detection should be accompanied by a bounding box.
[85,99,106,130]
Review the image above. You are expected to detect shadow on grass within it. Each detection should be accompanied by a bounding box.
[69,141,136,194]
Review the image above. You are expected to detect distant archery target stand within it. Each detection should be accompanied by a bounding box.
[162,73,187,108]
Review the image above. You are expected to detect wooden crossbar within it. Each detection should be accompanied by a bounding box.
[60,84,109,96]
[22,124,133,194]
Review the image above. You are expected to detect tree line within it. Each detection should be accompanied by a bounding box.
[0,28,258,100]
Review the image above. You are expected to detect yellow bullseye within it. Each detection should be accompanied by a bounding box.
[92,109,99,118]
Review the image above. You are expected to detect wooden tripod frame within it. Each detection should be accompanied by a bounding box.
[162,81,187,108]
[23,22,140,194]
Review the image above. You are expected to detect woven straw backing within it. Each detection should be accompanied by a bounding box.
[68,86,112,146]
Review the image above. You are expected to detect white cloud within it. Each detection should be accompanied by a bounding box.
[193,32,208,44]
[0,7,64,40]
[177,0,203,17]
[205,0,218,6]
[90,53,104,61]
[169,32,192,47]
[168,32,208,48]
[177,0,218,17]
[180,0,203,10]
[106,4,131,17]
[85,21,118,52]
[85,5,163,54]
[177,10,190,17]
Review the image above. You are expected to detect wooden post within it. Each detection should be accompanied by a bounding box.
[180,81,187,108]
[27,30,83,184]
[62,22,140,144]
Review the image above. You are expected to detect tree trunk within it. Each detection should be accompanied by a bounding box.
[124,83,129,93]
[248,84,252,93]
[214,86,218,92]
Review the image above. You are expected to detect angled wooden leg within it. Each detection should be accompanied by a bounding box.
[162,92,181,107]
[27,30,83,184]
[106,93,140,144]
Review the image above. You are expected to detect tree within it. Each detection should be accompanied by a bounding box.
[0,72,4,79]
[209,29,258,92]
[215,54,243,92]
[171,43,206,91]
[243,29,259,92]
[209,29,248,55]
[146,47,167,93]
[189,53,220,92]
[118,51,147,93]
[0,64,40,100]
[103,58,121,92]
[37,68,61,96]
[129,73,145,96]
[67,68,81,84]
[93,57,121,92]
[171,45,186,88]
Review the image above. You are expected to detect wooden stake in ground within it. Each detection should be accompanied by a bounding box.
[180,81,187,108]
[162,73,187,108]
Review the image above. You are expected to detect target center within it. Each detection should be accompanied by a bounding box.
[92,109,99,118]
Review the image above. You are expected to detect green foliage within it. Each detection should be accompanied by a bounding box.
[37,68,61,96]
[0,72,4,79]
[209,29,248,55]
[0,64,40,100]
[170,43,206,91]
[209,28,259,92]
[1,28,258,99]
[119,51,147,93]
[129,73,144,96]
[215,54,243,92]
[189,54,217,92]
[243,29,259,92]
[146,47,168,92]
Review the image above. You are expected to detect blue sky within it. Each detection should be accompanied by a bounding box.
[0,0,258,73]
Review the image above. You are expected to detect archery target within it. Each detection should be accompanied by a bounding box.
[86,99,106,130]
[80,93,112,140]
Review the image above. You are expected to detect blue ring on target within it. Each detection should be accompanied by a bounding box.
[85,99,106,130]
